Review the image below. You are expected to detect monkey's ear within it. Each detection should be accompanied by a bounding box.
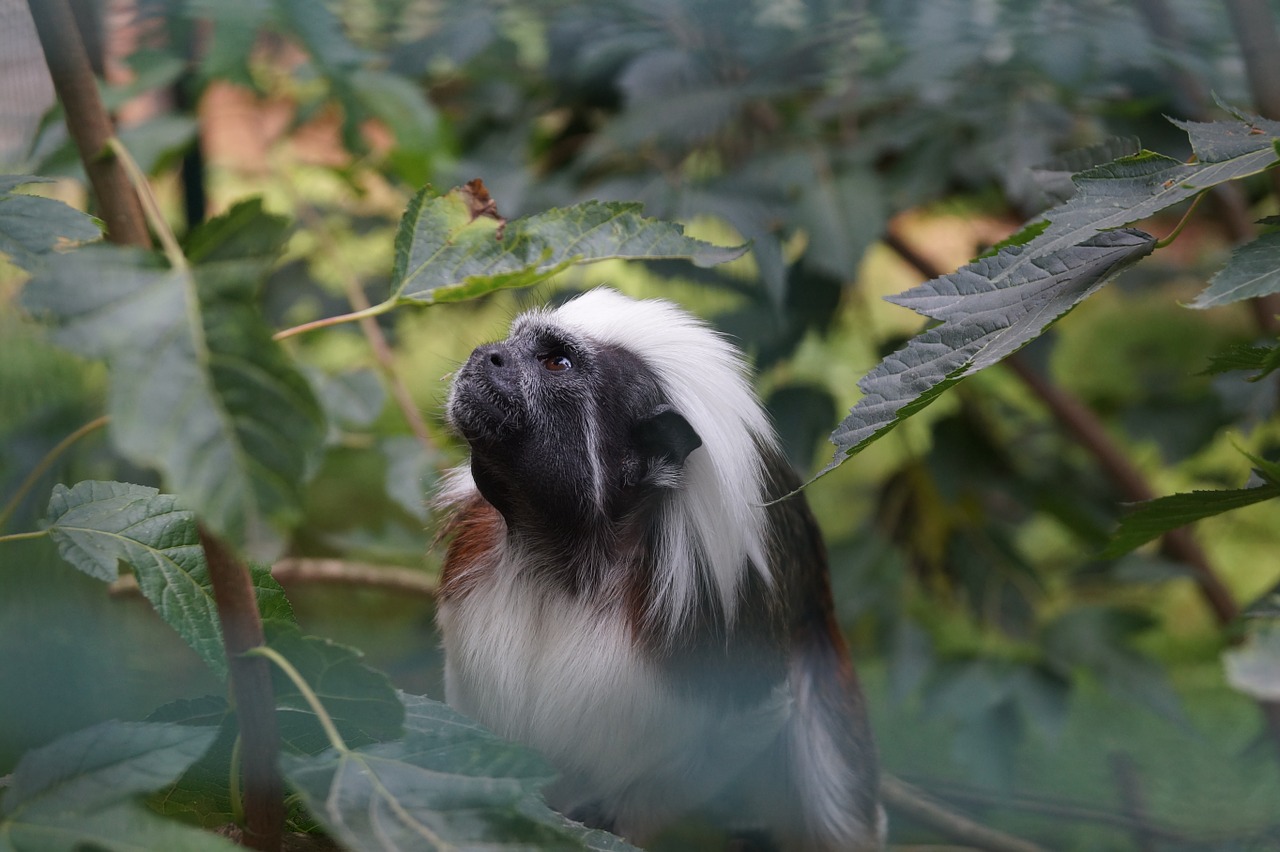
[634,404,702,467]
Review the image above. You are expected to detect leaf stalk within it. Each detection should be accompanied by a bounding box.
[271,299,397,341]
[106,137,187,270]
[248,644,350,754]
[1154,192,1205,249]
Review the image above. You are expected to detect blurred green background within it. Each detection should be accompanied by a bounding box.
[2,0,1279,848]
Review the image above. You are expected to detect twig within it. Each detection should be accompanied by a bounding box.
[199,525,284,852]
[270,558,437,596]
[109,557,438,598]
[0,414,109,532]
[26,0,150,248]
[880,776,1049,852]
[882,227,1239,626]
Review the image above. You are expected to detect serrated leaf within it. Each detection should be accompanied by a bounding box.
[827,229,1155,465]
[824,116,1280,471]
[44,480,227,677]
[0,177,101,270]
[1224,629,1280,701]
[266,626,405,753]
[391,187,748,303]
[21,207,324,548]
[284,693,639,851]
[0,720,232,851]
[1103,482,1280,557]
[1191,230,1280,308]
[1203,339,1280,380]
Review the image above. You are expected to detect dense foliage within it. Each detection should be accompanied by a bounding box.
[2,0,1279,849]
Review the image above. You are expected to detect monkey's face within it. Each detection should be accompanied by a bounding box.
[448,317,701,534]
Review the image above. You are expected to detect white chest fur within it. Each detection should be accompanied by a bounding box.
[436,566,790,838]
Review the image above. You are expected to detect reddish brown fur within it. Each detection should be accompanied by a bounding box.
[439,494,504,601]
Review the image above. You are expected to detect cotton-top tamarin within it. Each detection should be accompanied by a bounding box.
[436,289,883,850]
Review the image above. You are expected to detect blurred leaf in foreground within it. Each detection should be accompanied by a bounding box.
[0,720,231,851]
[21,201,324,553]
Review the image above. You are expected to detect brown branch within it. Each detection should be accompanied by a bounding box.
[269,558,437,596]
[199,525,284,852]
[882,228,1239,626]
[880,776,1049,852]
[110,557,438,599]
[26,0,150,248]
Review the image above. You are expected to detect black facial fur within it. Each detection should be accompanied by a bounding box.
[449,320,702,544]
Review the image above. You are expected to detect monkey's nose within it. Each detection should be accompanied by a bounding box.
[471,343,509,370]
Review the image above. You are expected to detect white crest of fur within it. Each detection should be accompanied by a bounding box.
[547,288,776,627]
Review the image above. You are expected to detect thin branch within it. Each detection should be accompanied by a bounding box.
[110,557,438,599]
[199,525,284,852]
[0,414,109,532]
[882,227,1239,626]
[26,0,149,248]
[270,558,437,596]
[880,776,1049,852]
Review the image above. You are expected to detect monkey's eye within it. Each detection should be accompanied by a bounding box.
[541,353,573,372]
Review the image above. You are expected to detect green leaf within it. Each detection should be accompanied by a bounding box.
[284,693,640,851]
[826,228,1155,466]
[1191,230,1280,308]
[391,187,748,304]
[0,177,101,271]
[21,204,324,548]
[0,720,233,851]
[1103,482,1280,557]
[44,481,227,678]
[823,115,1280,470]
[1203,339,1280,381]
[1224,629,1280,701]
[267,626,405,753]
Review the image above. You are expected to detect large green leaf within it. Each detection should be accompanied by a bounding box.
[21,202,324,549]
[824,115,1280,469]
[43,480,225,677]
[284,692,639,851]
[391,186,748,304]
[0,177,101,271]
[41,480,296,678]
[827,229,1155,465]
[0,720,232,851]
